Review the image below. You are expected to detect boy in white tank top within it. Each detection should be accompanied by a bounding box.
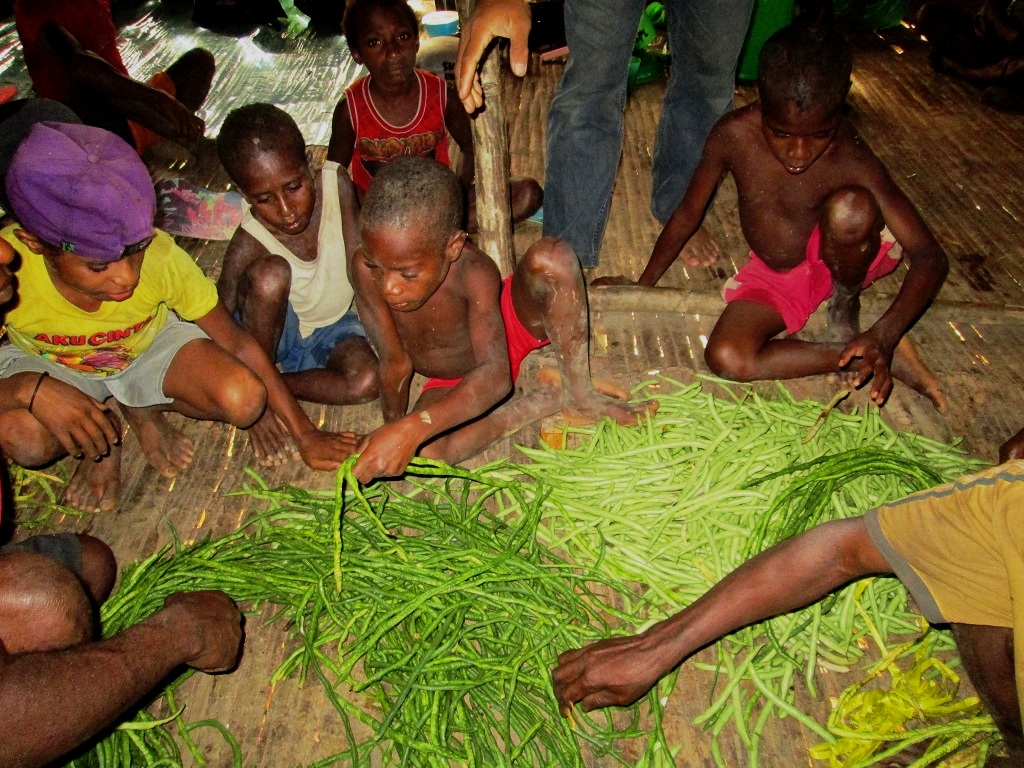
[217,103,379,466]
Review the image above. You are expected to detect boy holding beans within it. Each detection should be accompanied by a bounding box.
[595,25,949,412]
[349,156,656,483]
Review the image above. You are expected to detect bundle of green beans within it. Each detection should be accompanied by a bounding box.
[487,376,988,767]
[50,377,992,767]
[64,460,650,767]
[7,463,81,530]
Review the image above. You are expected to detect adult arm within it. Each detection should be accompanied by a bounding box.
[39,22,203,143]
[444,82,476,188]
[553,517,892,712]
[194,301,357,470]
[836,161,949,403]
[327,97,356,168]
[0,590,242,768]
[455,0,531,112]
[352,262,511,482]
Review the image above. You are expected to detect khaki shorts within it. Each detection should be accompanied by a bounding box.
[0,314,207,408]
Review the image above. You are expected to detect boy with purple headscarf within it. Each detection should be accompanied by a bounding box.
[0,122,359,511]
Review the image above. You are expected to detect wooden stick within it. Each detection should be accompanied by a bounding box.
[461,0,515,276]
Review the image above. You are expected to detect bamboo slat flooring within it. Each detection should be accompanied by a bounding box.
[1,4,1022,766]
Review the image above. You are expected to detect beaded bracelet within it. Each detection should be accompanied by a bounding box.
[28,371,49,414]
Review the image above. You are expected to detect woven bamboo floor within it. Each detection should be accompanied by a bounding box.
[1,2,1023,765]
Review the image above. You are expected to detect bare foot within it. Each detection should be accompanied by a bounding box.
[122,408,195,478]
[247,411,299,466]
[63,445,122,512]
[680,226,721,268]
[891,337,948,413]
[537,368,659,427]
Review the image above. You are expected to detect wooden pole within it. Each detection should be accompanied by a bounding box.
[459,1,515,276]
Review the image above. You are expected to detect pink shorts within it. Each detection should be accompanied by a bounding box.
[420,275,549,393]
[722,226,903,335]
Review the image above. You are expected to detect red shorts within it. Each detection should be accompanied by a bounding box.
[722,225,902,335]
[420,275,549,393]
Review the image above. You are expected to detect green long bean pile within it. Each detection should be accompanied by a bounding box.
[67,460,648,767]
[488,376,989,766]
[48,376,995,767]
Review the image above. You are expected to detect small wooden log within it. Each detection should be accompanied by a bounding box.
[460,0,515,276]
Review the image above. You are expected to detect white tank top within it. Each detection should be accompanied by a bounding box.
[239,161,354,339]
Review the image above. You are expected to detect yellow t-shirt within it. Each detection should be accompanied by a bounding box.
[866,460,1024,727]
[0,227,218,376]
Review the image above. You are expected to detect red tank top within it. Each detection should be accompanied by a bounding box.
[345,69,451,195]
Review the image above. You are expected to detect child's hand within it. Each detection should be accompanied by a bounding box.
[352,420,424,483]
[295,430,361,471]
[837,333,894,406]
[28,375,121,460]
[999,427,1024,464]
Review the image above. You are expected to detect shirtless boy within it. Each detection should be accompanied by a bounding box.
[0,123,356,511]
[351,156,656,483]
[217,103,378,465]
[596,24,948,411]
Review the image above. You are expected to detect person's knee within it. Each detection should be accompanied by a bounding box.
[349,361,380,403]
[0,413,63,468]
[244,256,292,307]
[821,186,880,246]
[177,48,216,79]
[76,535,117,605]
[0,551,94,654]
[520,237,579,284]
[704,339,757,382]
[217,368,268,427]
[512,178,543,218]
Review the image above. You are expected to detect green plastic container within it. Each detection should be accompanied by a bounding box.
[736,0,794,82]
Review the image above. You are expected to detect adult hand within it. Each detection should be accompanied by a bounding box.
[456,0,531,112]
[552,632,671,713]
[352,419,423,483]
[837,332,894,406]
[295,430,361,472]
[29,375,121,460]
[999,427,1024,464]
[590,275,637,287]
[163,591,244,673]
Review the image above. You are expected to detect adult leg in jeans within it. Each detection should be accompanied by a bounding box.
[650,0,755,223]
[544,0,646,268]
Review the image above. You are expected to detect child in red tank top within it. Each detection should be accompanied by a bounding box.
[327,0,542,230]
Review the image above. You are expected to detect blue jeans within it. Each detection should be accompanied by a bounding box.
[275,303,367,374]
[544,0,755,267]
